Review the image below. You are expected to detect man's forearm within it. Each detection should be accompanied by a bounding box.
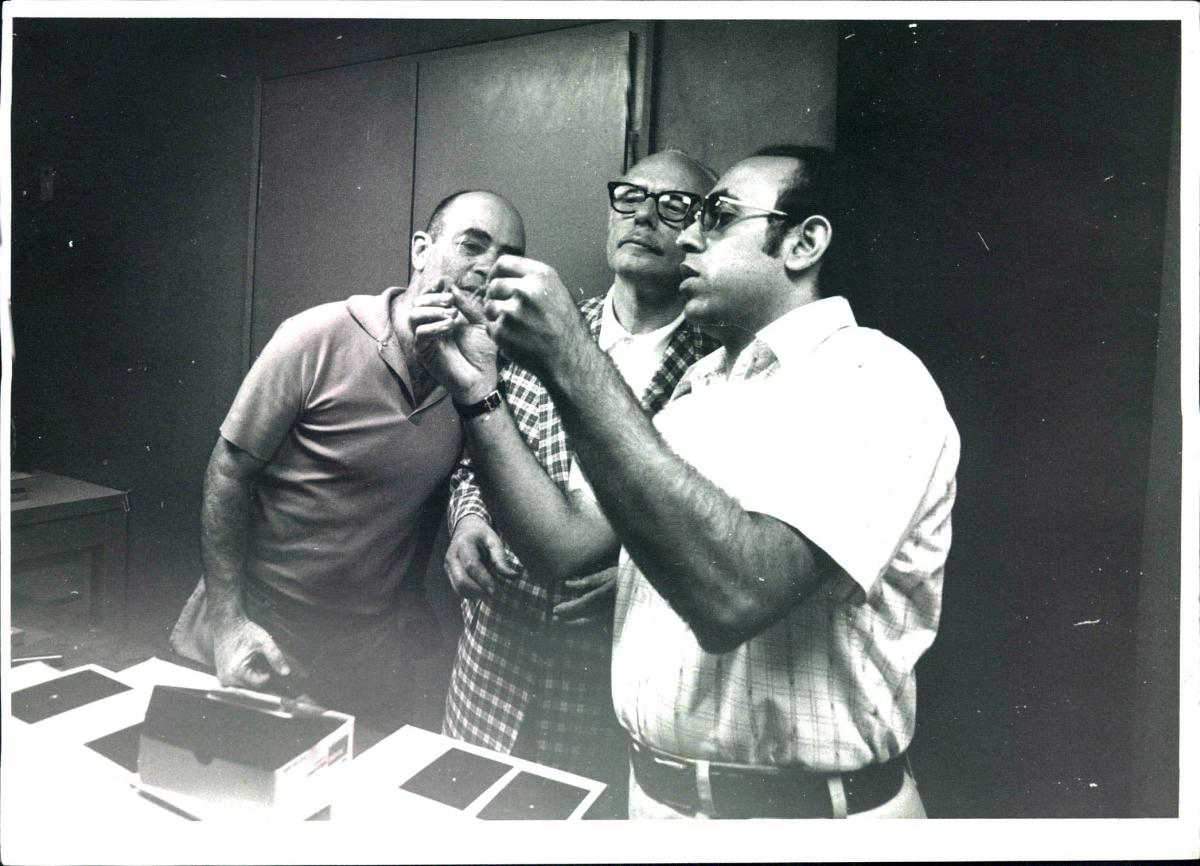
[200,450,258,629]
[464,402,616,581]
[542,337,827,653]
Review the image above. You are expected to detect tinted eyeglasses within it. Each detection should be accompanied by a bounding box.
[694,192,790,235]
[607,181,701,227]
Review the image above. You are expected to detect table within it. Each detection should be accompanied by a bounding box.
[11,471,129,625]
[5,657,606,829]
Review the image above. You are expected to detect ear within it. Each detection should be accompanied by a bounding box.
[410,231,432,273]
[783,215,832,273]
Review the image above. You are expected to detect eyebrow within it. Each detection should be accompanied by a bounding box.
[621,180,700,196]
[456,228,494,244]
[458,227,524,255]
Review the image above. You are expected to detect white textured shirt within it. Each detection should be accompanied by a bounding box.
[568,289,688,494]
[611,295,960,771]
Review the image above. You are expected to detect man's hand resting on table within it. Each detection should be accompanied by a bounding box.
[211,615,291,689]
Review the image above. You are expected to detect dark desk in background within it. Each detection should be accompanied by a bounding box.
[11,471,130,625]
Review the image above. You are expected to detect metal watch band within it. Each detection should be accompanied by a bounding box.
[453,389,503,419]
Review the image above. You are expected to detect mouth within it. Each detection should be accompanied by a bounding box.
[678,263,703,294]
[618,236,661,253]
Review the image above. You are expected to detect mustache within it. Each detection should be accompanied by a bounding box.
[618,234,663,252]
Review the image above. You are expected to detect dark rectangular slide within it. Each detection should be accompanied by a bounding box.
[400,747,511,810]
[11,670,131,724]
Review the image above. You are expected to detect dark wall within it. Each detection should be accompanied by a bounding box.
[654,20,838,166]
[11,21,260,607]
[1133,76,1182,819]
[836,21,1179,818]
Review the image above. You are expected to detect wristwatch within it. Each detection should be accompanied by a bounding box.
[453,389,503,419]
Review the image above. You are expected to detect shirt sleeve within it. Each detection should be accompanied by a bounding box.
[218,315,311,463]
[448,457,493,532]
[736,337,954,595]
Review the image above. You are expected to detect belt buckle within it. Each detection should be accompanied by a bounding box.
[709,763,832,819]
[632,743,702,815]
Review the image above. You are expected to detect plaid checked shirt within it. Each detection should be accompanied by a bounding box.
[443,294,719,781]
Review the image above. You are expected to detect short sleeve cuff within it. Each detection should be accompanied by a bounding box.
[218,421,278,464]
[739,490,894,597]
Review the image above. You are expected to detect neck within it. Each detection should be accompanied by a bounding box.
[610,275,684,334]
[714,326,756,363]
[715,282,821,361]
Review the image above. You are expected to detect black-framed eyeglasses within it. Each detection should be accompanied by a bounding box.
[694,192,790,235]
[607,181,701,226]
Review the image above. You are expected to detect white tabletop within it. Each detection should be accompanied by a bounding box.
[4,657,604,826]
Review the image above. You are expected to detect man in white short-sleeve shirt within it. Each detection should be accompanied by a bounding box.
[410,145,959,818]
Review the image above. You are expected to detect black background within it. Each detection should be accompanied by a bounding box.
[836,21,1179,818]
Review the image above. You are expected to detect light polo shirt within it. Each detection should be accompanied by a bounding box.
[220,287,461,616]
[567,289,687,493]
[611,295,960,771]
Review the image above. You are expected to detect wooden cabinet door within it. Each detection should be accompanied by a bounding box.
[412,28,634,298]
[251,57,417,357]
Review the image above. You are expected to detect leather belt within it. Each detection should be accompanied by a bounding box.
[629,740,906,818]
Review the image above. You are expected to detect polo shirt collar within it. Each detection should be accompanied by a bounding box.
[346,286,447,414]
[346,285,404,342]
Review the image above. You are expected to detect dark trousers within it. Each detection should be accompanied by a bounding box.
[242,578,430,735]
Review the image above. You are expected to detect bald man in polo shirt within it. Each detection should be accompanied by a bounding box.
[171,190,525,730]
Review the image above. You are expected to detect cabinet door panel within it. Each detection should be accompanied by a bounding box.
[413,29,632,297]
[252,57,417,357]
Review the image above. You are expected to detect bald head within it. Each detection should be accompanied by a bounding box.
[411,190,525,293]
[607,149,716,289]
[426,190,522,241]
[629,150,717,198]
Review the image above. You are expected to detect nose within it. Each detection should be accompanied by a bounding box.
[677,218,703,251]
[632,196,659,226]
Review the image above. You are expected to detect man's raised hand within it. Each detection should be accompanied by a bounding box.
[483,255,589,376]
[409,277,499,404]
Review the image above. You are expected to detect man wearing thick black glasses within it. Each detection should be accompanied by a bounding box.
[437,150,718,814]
[413,145,958,819]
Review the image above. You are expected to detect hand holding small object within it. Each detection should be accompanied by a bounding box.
[409,277,499,404]
[482,255,590,375]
